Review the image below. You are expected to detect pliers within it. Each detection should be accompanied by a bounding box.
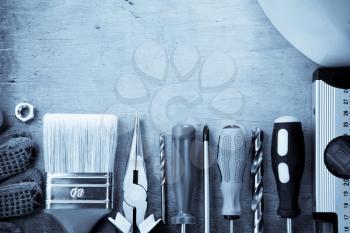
[109,117,161,233]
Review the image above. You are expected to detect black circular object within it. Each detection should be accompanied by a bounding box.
[324,136,350,179]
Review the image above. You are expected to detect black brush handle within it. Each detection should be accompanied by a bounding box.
[46,209,110,233]
[271,117,305,218]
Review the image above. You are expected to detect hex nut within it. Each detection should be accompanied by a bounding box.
[15,103,35,123]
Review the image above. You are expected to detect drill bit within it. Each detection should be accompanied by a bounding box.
[159,134,167,224]
[251,128,264,233]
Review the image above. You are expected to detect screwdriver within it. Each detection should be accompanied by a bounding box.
[203,125,210,233]
[271,116,305,233]
[172,124,196,233]
[217,125,247,233]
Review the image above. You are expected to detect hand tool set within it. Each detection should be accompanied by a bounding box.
[3,67,350,233]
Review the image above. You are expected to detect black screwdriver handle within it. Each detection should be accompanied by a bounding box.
[271,116,305,218]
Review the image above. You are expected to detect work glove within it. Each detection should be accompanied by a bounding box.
[0,127,34,180]
[0,127,43,219]
[0,222,22,233]
[0,168,43,219]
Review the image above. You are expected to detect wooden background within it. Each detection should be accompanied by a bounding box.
[0,0,318,232]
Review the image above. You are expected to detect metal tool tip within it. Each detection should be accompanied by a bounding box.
[130,117,144,158]
[134,117,140,125]
[132,117,140,135]
[203,125,209,141]
[133,117,142,135]
[160,133,165,142]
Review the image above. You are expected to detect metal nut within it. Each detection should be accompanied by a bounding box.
[15,103,35,122]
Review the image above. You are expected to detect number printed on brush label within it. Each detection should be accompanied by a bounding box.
[70,187,85,198]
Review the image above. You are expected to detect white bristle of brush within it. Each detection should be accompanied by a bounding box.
[43,114,118,173]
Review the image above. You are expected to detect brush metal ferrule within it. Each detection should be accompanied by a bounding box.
[46,173,113,209]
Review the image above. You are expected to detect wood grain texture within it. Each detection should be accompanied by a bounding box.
[0,0,318,232]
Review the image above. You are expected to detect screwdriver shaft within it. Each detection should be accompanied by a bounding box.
[181,224,186,233]
[287,218,292,233]
[204,126,210,233]
[230,220,234,233]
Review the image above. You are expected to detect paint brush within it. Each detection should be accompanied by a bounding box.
[43,114,118,233]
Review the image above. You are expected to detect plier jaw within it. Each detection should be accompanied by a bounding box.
[124,117,148,192]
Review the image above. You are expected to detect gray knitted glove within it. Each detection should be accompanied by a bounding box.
[0,128,42,220]
[0,127,31,145]
[0,181,42,219]
[0,128,35,180]
[0,222,22,233]
[1,168,43,187]
[0,169,43,219]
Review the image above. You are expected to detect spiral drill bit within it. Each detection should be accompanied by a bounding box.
[159,134,167,224]
[251,128,264,233]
